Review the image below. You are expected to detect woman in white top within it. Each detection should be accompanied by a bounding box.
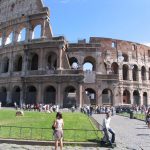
[53,112,64,150]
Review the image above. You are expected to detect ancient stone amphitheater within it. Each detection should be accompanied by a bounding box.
[0,0,149,108]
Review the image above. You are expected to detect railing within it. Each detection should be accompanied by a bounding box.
[0,126,102,142]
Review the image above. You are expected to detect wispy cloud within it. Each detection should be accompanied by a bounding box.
[143,42,150,47]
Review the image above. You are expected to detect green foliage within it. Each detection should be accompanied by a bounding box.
[0,110,102,142]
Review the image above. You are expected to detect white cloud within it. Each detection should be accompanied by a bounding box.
[143,43,150,47]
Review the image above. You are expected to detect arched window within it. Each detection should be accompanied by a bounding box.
[0,37,2,46]
[102,89,113,105]
[83,56,96,71]
[122,53,128,62]
[32,25,41,39]
[5,32,13,45]
[12,86,21,106]
[63,86,76,108]
[141,66,146,81]
[123,65,129,80]
[111,62,118,74]
[30,54,38,70]
[0,87,7,106]
[123,90,130,104]
[13,56,22,71]
[17,28,26,42]
[133,65,138,81]
[133,90,140,105]
[47,52,57,70]
[143,92,147,106]
[85,88,96,105]
[69,57,79,69]
[44,86,56,104]
[2,57,9,73]
[26,86,37,104]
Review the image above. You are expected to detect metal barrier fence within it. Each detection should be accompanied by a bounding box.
[0,125,102,142]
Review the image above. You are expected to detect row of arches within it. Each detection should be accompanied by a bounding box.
[1,52,57,73]
[0,25,41,46]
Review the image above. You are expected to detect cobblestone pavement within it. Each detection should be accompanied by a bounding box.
[0,143,115,150]
[93,114,150,150]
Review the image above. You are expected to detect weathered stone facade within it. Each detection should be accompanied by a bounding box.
[0,0,150,108]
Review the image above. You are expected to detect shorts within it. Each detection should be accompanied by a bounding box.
[54,130,63,140]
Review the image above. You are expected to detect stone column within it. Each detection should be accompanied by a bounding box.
[129,65,133,81]
[37,83,43,104]
[25,21,32,42]
[139,91,143,105]
[130,89,133,104]
[57,83,62,107]
[2,31,6,46]
[13,25,18,43]
[20,89,23,108]
[22,50,28,76]
[138,68,142,83]
[6,89,11,104]
[41,17,46,38]
[58,45,63,70]
[38,49,44,71]
[9,52,13,75]
[97,88,102,106]
[118,64,123,80]
[78,84,83,108]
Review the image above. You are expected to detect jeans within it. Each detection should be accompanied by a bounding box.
[103,128,115,143]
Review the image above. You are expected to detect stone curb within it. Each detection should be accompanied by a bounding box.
[0,139,99,147]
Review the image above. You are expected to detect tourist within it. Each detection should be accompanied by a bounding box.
[53,112,64,150]
[146,108,150,128]
[102,111,115,144]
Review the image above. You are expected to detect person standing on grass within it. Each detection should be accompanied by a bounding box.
[53,112,64,150]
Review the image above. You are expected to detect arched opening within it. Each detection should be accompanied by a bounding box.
[44,86,56,104]
[5,32,13,45]
[83,56,96,71]
[123,64,129,80]
[102,89,113,105]
[17,28,26,42]
[12,86,21,106]
[149,68,150,80]
[0,87,7,106]
[122,53,128,62]
[69,57,79,69]
[63,86,76,108]
[133,65,138,81]
[85,88,96,105]
[141,66,146,81]
[143,92,147,106]
[2,57,9,73]
[32,25,41,39]
[0,36,2,46]
[26,86,37,104]
[123,90,131,104]
[30,54,38,70]
[47,52,57,70]
[13,56,22,71]
[111,62,118,74]
[133,90,140,105]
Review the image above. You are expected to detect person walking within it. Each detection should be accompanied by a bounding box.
[53,112,64,150]
[102,111,115,145]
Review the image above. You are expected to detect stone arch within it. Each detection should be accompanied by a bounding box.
[111,62,118,74]
[123,64,129,80]
[133,65,138,81]
[123,90,131,104]
[5,32,13,45]
[143,92,147,106]
[12,86,21,106]
[28,53,38,70]
[122,53,128,62]
[69,57,79,69]
[85,88,96,105]
[32,25,41,39]
[17,28,26,42]
[13,55,22,71]
[44,86,56,104]
[83,56,96,71]
[133,90,140,105]
[46,52,57,70]
[141,66,146,80]
[0,87,7,106]
[26,86,37,104]
[2,57,9,73]
[63,86,76,108]
[102,89,113,105]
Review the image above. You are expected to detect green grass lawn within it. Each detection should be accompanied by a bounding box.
[0,109,102,142]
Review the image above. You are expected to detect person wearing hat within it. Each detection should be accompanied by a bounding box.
[102,111,115,145]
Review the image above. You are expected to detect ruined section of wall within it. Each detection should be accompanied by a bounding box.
[0,0,44,23]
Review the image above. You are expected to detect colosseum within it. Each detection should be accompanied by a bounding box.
[0,0,150,108]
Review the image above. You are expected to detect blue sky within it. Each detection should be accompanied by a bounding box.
[43,0,150,45]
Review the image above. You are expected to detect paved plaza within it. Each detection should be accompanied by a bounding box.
[93,114,150,150]
[0,114,150,150]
